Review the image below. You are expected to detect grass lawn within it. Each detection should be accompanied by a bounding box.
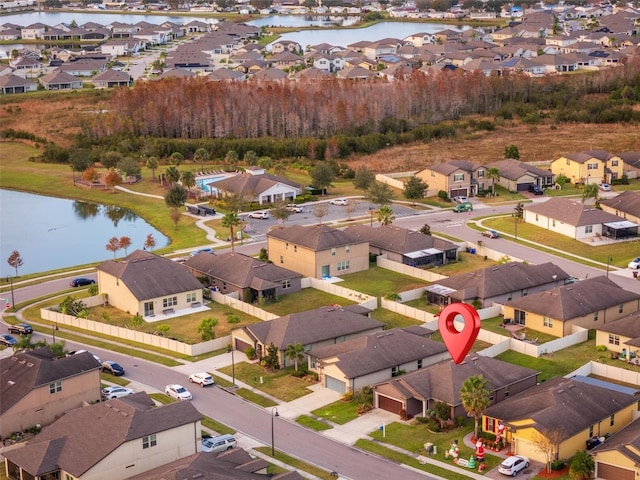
[261,289,355,316]
[311,399,361,425]
[480,317,559,345]
[296,415,333,431]
[370,307,424,329]
[217,361,316,402]
[253,446,340,480]
[339,265,428,297]
[403,298,442,314]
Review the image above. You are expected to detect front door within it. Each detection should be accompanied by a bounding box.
[144,301,154,316]
[321,265,330,278]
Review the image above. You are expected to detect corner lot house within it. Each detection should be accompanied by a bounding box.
[267,224,369,279]
[483,377,638,463]
[97,249,203,318]
[550,150,613,185]
[3,392,202,480]
[373,355,539,419]
[0,348,101,440]
[590,417,640,480]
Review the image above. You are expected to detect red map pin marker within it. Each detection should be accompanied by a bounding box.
[438,303,481,364]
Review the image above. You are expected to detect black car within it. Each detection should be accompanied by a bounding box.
[101,360,125,376]
[8,323,33,335]
[528,184,544,195]
[70,277,96,287]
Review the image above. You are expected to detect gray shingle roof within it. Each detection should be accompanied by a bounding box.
[344,225,458,255]
[563,150,613,163]
[524,197,625,227]
[98,250,203,301]
[267,224,363,251]
[504,276,640,320]
[214,171,300,196]
[0,347,100,415]
[484,159,551,180]
[590,416,640,462]
[3,392,202,477]
[600,190,640,218]
[597,312,640,337]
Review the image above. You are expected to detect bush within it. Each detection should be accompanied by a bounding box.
[425,418,441,432]
[596,345,608,352]
[244,347,256,360]
[551,459,566,471]
[437,190,450,202]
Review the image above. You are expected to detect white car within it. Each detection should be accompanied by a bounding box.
[189,372,214,387]
[286,204,305,213]
[329,198,348,206]
[101,386,134,399]
[629,257,640,269]
[248,211,269,219]
[498,455,529,476]
[165,384,192,401]
[599,183,612,192]
[453,196,468,204]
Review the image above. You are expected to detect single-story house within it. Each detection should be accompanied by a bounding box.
[344,225,458,267]
[483,376,639,463]
[503,276,640,337]
[97,249,204,318]
[213,167,301,205]
[425,261,570,308]
[483,159,554,191]
[600,190,640,226]
[595,312,640,358]
[184,252,302,303]
[39,70,84,90]
[92,68,133,88]
[307,328,449,394]
[3,392,202,480]
[232,305,383,365]
[590,417,640,480]
[0,348,101,440]
[0,74,38,94]
[373,355,539,419]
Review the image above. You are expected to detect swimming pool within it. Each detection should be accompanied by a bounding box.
[196,176,224,194]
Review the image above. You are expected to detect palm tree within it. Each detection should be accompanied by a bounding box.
[146,156,159,182]
[378,205,395,225]
[193,148,209,173]
[165,166,181,185]
[181,170,196,198]
[581,183,599,204]
[285,343,305,371]
[221,212,241,252]
[487,167,500,195]
[459,374,491,440]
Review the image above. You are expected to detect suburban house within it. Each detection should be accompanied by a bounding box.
[415,159,483,199]
[618,151,640,179]
[550,150,614,185]
[0,348,101,440]
[595,312,640,359]
[212,167,302,205]
[3,392,202,480]
[523,197,638,241]
[372,355,539,419]
[600,190,640,225]
[503,276,640,337]
[307,328,449,394]
[91,69,133,88]
[344,225,459,267]
[482,376,639,463]
[266,224,369,279]
[39,70,84,90]
[231,305,383,365]
[424,262,571,308]
[590,416,640,480]
[483,159,554,192]
[0,74,38,94]
[184,251,302,303]
[97,249,204,318]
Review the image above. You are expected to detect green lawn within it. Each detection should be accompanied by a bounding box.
[480,317,559,344]
[296,415,333,431]
[339,265,428,297]
[311,399,361,425]
[261,289,355,316]
[370,307,424,329]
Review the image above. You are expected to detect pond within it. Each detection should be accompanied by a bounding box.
[0,189,168,277]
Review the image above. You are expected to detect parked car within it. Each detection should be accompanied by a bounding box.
[248,211,269,219]
[599,183,612,192]
[101,360,125,376]
[201,434,237,453]
[190,247,215,257]
[286,204,305,213]
[165,384,192,401]
[528,184,544,195]
[453,195,468,204]
[68,350,101,363]
[8,323,33,335]
[70,277,96,287]
[189,372,214,387]
[101,386,134,399]
[453,202,473,213]
[329,198,348,206]
[0,334,17,347]
[629,257,640,269]
[498,455,529,476]
[481,230,499,239]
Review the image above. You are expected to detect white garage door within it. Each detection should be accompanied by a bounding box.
[325,375,346,394]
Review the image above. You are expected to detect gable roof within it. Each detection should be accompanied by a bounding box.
[267,224,363,251]
[600,190,640,218]
[597,312,640,338]
[184,252,301,289]
[524,197,626,227]
[505,276,640,320]
[97,250,202,300]
[484,159,551,180]
[590,416,640,461]
[435,262,570,299]
[3,392,201,478]
[344,225,458,255]
[484,376,638,438]
[213,171,300,196]
[243,306,381,349]
[0,347,100,414]
[561,150,614,163]
[618,151,640,168]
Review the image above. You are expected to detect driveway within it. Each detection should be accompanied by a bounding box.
[484,459,546,480]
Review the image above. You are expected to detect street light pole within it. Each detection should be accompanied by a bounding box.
[271,407,279,457]
[607,256,613,278]
[6,276,15,309]
[227,345,236,386]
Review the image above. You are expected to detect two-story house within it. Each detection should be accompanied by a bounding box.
[415,159,482,199]
[483,159,554,192]
[551,150,614,185]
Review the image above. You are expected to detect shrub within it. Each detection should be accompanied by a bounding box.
[356,402,373,415]
[226,314,240,324]
[551,459,566,471]
[244,346,256,360]
[342,392,353,402]
[437,190,450,202]
[596,345,608,352]
[425,418,441,432]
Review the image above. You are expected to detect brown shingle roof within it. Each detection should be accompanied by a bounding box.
[267,224,362,251]
[524,197,625,227]
[214,172,300,196]
[484,159,551,180]
[563,150,613,163]
[344,225,458,256]
[597,312,640,337]
[600,190,640,218]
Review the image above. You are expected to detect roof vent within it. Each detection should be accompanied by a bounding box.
[557,389,565,394]
[7,380,15,386]
[27,362,34,367]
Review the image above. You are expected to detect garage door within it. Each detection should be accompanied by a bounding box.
[513,437,543,462]
[325,375,346,394]
[517,183,530,191]
[234,338,251,352]
[377,394,403,414]
[450,188,467,198]
[597,462,634,480]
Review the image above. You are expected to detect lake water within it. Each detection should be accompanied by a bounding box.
[0,189,168,277]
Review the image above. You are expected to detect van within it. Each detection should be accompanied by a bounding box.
[201,434,237,453]
[453,202,473,213]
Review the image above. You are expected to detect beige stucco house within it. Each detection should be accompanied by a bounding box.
[266,224,369,279]
[550,150,617,185]
[0,347,101,440]
[415,159,482,199]
[600,190,640,226]
[595,312,640,359]
[590,417,640,480]
[3,392,202,480]
[97,249,203,318]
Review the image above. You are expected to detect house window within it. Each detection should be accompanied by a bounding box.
[594,311,599,322]
[477,170,484,178]
[280,256,283,264]
[543,317,552,328]
[331,248,336,256]
[453,173,464,182]
[285,242,289,250]
[566,159,570,166]
[610,414,615,427]
[587,163,598,170]
[163,297,177,308]
[345,245,350,253]
[589,425,593,437]
[585,225,593,234]
[186,292,196,303]
[282,279,291,289]
[143,434,157,449]
[535,214,539,221]
[417,359,422,369]
[609,334,620,346]
[337,260,350,271]
[619,304,624,314]
[294,245,297,253]
[485,417,495,432]
[304,344,312,351]
[552,219,556,227]
[611,160,618,167]
[49,381,62,394]
[391,366,401,377]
